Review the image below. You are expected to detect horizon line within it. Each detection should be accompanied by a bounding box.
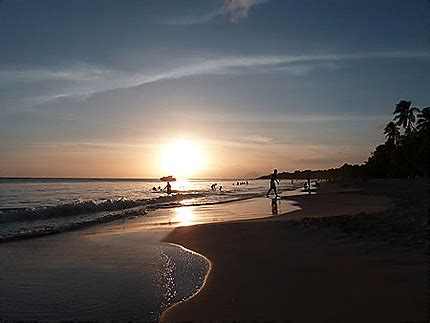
[0,176,262,181]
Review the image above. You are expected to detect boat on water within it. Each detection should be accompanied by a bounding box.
[159,175,176,182]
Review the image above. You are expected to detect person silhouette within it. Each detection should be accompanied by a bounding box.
[164,181,172,194]
[266,169,280,197]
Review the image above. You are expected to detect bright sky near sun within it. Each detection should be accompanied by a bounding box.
[159,140,205,178]
[1,0,429,178]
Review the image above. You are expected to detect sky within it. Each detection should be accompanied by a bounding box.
[1,0,429,178]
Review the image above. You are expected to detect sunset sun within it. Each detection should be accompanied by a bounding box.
[159,140,205,178]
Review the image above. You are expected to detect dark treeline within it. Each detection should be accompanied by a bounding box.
[259,100,430,180]
[258,164,364,181]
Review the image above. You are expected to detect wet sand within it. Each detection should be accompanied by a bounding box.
[161,180,428,322]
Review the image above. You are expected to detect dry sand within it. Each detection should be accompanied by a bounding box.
[161,180,428,322]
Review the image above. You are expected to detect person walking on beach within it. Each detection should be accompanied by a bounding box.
[266,169,280,197]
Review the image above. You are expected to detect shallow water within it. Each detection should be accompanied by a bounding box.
[0,226,209,321]
[0,178,303,241]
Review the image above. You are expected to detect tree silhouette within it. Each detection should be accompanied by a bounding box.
[383,121,400,145]
[259,99,429,179]
[416,107,430,134]
[393,100,420,134]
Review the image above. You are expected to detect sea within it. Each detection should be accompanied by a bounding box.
[0,178,274,241]
[0,177,298,322]
[0,177,297,321]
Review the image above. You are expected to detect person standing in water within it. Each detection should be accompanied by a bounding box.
[266,169,280,197]
[164,181,172,194]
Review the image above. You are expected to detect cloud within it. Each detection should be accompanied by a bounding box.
[241,134,274,144]
[2,50,429,112]
[222,0,269,22]
[0,64,106,82]
[273,61,341,76]
[161,0,269,25]
[272,64,316,76]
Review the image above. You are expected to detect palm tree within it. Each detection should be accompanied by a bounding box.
[383,121,400,145]
[416,107,430,133]
[393,100,420,134]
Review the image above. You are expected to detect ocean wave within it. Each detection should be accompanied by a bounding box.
[0,206,147,242]
[0,190,266,243]
[0,193,205,224]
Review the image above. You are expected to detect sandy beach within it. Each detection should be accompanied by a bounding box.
[161,179,428,322]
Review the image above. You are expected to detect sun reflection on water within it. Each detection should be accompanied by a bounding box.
[174,207,194,226]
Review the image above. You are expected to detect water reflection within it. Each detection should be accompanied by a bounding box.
[271,198,278,215]
[179,198,199,206]
[174,207,194,226]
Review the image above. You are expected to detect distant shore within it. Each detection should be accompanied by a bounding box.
[161,179,428,322]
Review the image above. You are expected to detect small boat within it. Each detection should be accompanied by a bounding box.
[160,175,176,182]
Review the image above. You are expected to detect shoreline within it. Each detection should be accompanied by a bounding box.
[161,179,428,322]
[164,241,213,311]
[0,188,300,321]
[0,191,270,244]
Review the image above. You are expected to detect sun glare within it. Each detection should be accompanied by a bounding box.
[174,207,195,226]
[160,140,205,178]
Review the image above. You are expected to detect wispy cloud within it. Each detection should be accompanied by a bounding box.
[161,0,269,25]
[0,64,106,82]
[272,61,341,76]
[223,0,269,22]
[241,134,274,144]
[2,50,429,112]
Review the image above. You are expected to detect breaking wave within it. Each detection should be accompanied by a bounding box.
[0,193,206,223]
[0,191,261,242]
